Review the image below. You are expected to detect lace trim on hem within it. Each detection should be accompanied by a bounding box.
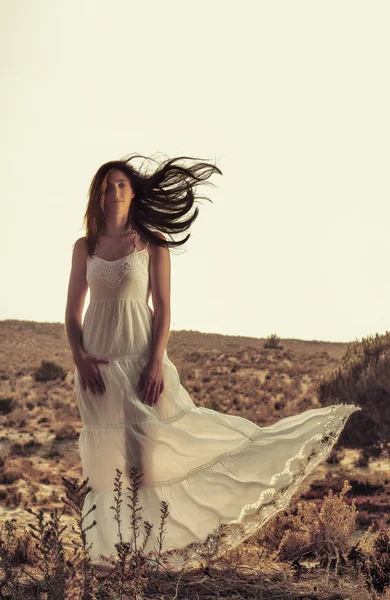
[162,403,362,568]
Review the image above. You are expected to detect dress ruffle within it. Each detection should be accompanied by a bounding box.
[77,249,361,571]
[78,392,361,569]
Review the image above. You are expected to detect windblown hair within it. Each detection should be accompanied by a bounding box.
[83,153,223,257]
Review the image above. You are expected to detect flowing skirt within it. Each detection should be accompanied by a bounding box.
[75,352,361,569]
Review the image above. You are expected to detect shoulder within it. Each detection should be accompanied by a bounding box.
[72,236,88,250]
[146,232,170,264]
[72,236,88,256]
[145,231,167,251]
[71,237,89,267]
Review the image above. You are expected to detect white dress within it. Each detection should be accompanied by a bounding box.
[74,240,361,569]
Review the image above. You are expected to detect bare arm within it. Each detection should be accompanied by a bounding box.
[65,237,89,362]
[65,237,109,395]
[149,236,171,361]
[137,235,171,406]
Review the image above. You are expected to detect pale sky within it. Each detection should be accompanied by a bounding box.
[1,0,389,343]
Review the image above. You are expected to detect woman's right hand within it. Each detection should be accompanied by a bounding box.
[74,351,110,395]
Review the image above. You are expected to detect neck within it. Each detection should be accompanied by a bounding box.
[102,213,132,238]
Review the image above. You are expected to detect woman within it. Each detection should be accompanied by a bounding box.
[65,153,361,569]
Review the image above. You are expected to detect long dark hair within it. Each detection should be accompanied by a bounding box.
[83,153,223,257]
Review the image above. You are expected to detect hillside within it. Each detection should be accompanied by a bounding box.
[0,319,388,563]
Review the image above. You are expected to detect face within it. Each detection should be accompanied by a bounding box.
[103,168,135,212]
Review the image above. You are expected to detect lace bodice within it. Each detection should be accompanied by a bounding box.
[86,248,149,289]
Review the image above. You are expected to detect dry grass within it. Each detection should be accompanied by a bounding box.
[0,319,390,598]
[0,469,389,599]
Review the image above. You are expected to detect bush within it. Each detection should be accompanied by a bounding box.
[207,398,221,411]
[9,439,42,457]
[276,481,357,570]
[54,422,78,441]
[0,396,15,414]
[350,525,390,594]
[0,483,22,507]
[264,334,284,350]
[316,331,390,451]
[43,443,64,459]
[0,467,24,484]
[4,408,27,428]
[33,360,67,382]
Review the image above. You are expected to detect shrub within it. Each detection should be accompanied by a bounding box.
[0,396,15,414]
[0,483,22,507]
[276,480,357,573]
[33,360,67,382]
[4,408,27,428]
[316,331,390,451]
[43,443,64,459]
[207,398,221,411]
[264,334,283,350]
[0,467,24,484]
[54,422,78,441]
[9,439,42,457]
[349,524,390,594]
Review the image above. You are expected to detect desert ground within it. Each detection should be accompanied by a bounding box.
[0,319,389,599]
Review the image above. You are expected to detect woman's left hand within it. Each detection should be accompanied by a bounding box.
[137,358,164,406]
